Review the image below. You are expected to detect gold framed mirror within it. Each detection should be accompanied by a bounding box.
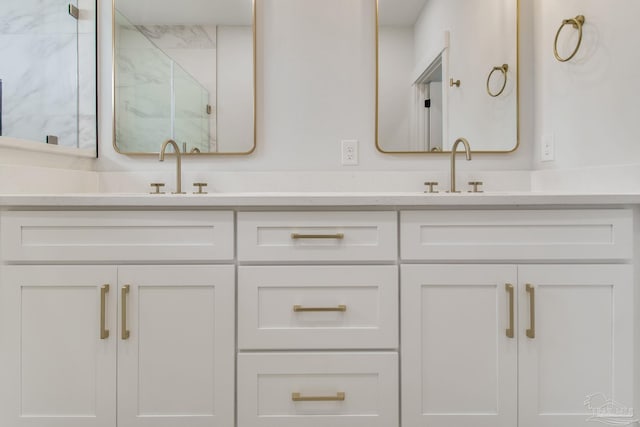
[376,0,519,154]
[112,0,256,155]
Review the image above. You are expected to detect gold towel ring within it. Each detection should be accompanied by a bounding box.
[554,15,585,62]
[486,64,508,97]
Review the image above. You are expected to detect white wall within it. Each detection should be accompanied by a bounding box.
[217,26,254,153]
[532,0,640,171]
[377,27,414,151]
[97,0,533,173]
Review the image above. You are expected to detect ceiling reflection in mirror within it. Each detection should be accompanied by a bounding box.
[113,0,255,155]
[377,0,518,153]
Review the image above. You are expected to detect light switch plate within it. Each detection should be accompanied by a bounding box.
[541,133,554,162]
[341,140,358,165]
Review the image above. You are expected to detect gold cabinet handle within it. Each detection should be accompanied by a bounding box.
[505,283,515,338]
[526,284,536,338]
[291,233,344,240]
[292,392,346,402]
[121,285,130,340]
[100,285,110,340]
[293,305,347,313]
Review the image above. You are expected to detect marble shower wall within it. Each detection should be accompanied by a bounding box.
[0,0,96,150]
[115,13,215,154]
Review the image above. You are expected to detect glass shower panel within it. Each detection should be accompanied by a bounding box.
[0,0,80,147]
[114,10,172,153]
[173,64,210,154]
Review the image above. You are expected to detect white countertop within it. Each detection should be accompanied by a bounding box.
[1,192,639,208]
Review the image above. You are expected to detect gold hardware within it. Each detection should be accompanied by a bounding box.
[190,147,201,154]
[206,104,212,115]
[468,181,484,193]
[424,181,439,193]
[159,139,185,194]
[554,15,585,62]
[293,305,347,312]
[150,183,165,194]
[68,4,79,19]
[448,138,472,193]
[487,64,509,97]
[449,78,461,87]
[526,284,536,338]
[193,182,208,194]
[100,285,110,340]
[121,285,130,340]
[506,284,515,338]
[291,233,345,240]
[292,392,346,402]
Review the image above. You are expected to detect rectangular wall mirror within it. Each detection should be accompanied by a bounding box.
[0,0,97,153]
[113,0,255,155]
[377,0,519,153]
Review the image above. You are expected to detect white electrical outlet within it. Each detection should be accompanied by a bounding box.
[541,133,555,162]
[341,140,358,165]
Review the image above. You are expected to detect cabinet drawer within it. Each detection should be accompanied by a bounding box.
[238,352,398,427]
[237,211,397,262]
[238,266,398,350]
[401,209,632,261]
[1,211,234,262]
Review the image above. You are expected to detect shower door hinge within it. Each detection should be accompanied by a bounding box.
[206,104,212,115]
[68,4,79,19]
[424,99,431,108]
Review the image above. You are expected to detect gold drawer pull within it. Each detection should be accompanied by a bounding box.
[293,305,347,313]
[505,283,515,338]
[526,284,536,339]
[291,233,344,240]
[292,392,346,402]
[121,285,130,340]
[100,285,110,340]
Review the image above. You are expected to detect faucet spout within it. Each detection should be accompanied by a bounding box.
[159,139,184,194]
[449,138,472,193]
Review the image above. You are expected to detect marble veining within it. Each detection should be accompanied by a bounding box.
[0,0,96,149]
[137,25,216,50]
[115,12,216,153]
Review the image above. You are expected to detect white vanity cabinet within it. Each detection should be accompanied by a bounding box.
[0,266,118,427]
[0,211,235,427]
[236,211,400,427]
[400,210,635,427]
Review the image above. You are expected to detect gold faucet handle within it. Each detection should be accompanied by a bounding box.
[468,181,484,193]
[150,183,165,194]
[193,182,208,194]
[424,182,439,193]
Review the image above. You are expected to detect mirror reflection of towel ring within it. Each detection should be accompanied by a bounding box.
[554,15,585,62]
[486,64,508,97]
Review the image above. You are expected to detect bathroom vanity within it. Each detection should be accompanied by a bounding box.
[0,193,637,427]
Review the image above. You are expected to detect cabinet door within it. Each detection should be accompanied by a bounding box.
[0,266,118,427]
[401,265,518,427]
[117,265,235,427]
[518,265,635,427]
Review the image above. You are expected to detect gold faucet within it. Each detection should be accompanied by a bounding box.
[449,138,472,193]
[159,139,185,194]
